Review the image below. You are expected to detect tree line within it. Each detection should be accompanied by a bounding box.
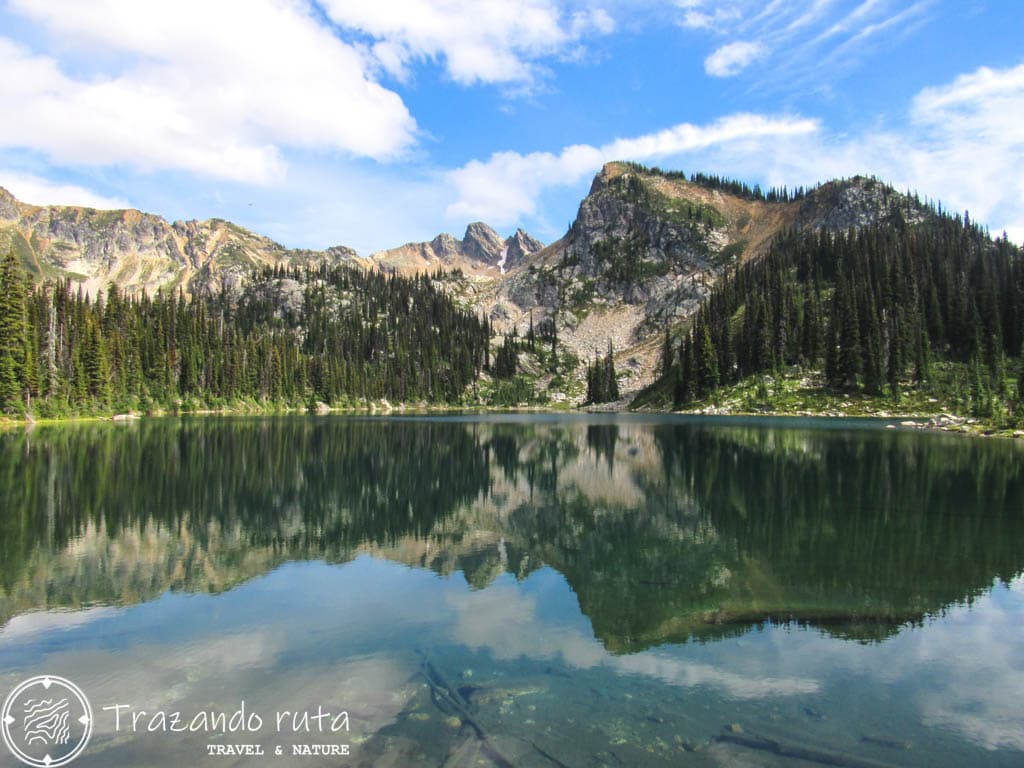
[617,161,817,203]
[0,256,497,416]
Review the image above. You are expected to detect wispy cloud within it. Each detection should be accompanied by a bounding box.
[678,0,934,84]
[704,40,767,77]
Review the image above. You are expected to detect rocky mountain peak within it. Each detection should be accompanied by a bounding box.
[0,186,19,220]
[503,228,544,271]
[462,221,505,263]
[429,232,462,261]
[797,175,930,231]
[589,161,627,195]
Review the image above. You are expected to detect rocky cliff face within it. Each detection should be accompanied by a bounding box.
[0,187,360,296]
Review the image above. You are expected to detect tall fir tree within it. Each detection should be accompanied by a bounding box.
[0,250,28,413]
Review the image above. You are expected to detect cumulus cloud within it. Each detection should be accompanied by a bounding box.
[319,0,615,85]
[0,0,418,183]
[704,40,767,77]
[722,62,1024,243]
[0,170,132,209]
[446,113,818,224]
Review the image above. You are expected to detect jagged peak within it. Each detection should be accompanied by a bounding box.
[462,221,505,263]
[463,221,500,241]
[508,228,543,248]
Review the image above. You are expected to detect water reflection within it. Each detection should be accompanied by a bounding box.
[2,416,1022,648]
[1,415,1023,766]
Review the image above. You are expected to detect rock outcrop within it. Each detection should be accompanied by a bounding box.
[462,221,506,264]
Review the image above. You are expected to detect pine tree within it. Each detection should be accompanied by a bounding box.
[1017,352,1024,405]
[696,324,719,398]
[604,340,620,401]
[834,275,862,388]
[585,341,620,404]
[659,327,673,376]
[0,250,28,412]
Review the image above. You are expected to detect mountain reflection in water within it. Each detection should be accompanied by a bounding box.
[1,415,1023,767]
[2,415,1021,648]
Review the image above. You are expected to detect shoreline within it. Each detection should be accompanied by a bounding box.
[3,403,1022,440]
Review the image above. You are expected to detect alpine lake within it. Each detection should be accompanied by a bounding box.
[1,414,1023,767]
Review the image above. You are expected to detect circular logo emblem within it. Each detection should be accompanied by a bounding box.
[1,676,92,767]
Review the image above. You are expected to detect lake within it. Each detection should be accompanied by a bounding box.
[1,414,1023,767]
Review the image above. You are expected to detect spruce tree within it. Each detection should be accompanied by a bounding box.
[659,327,673,376]
[604,340,620,401]
[695,324,719,398]
[0,250,28,413]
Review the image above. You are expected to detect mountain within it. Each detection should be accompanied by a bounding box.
[472,162,934,393]
[5,163,1018,419]
[0,186,361,296]
[369,221,544,277]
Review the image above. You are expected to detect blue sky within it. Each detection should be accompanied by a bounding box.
[0,0,1022,253]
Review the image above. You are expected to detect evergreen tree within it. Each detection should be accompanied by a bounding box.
[695,324,719,398]
[585,341,620,404]
[0,250,28,413]
[659,327,674,376]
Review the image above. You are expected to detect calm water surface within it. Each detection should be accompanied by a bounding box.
[1,414,1023,767]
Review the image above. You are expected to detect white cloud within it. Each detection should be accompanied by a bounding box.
[0,170,132,209]
[0,0,417,182]
[721,62,1024,243]
[680,1,933,86]
[446,61,1024,245]
[447,579,820,699]
[0,606,124,641]
[319,0,615,86]
[675,0,742,30]
[446,113,818,224]
[704,40,767,77]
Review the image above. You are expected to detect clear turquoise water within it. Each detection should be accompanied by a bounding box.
[1,414,1023,766]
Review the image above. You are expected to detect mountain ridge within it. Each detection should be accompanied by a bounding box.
[0,165,941,396]
[0,184,367,297]
[369,221,544,277]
